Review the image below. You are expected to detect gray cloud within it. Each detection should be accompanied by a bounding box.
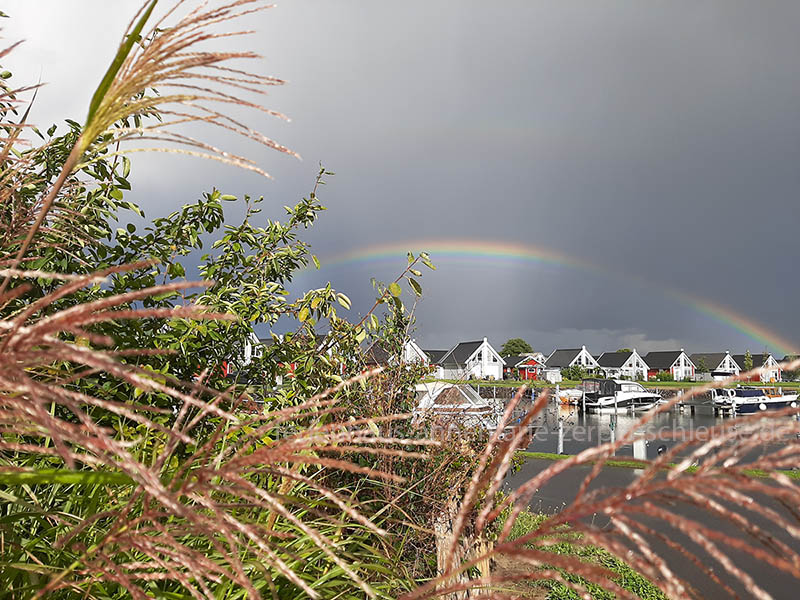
[5,0,799,355]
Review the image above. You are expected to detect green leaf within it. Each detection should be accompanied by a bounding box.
[408,277,422,296]
[367,420,380,436]
[220,194,237,201]
[167,262,185,278]
[298,307,310,322]
[388,282,402,298]
[0,469,134,487]
[122,155,131,178]
[337,293,351,310]
[312,254,321,269]
[86,0,159,125]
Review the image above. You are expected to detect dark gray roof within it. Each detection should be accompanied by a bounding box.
[423,349,448,364]
[545,348,582,368]
[503,354,524,367]
[643,351,684,370]
[363,341,393,366]
[732,353,770,368]
[690,353,729,370]
[439,341,483,368]
[597,351,633,368]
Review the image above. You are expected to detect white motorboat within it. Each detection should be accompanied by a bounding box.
[711,386,799,414]
[581,378,663,412]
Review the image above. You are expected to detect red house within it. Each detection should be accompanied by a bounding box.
[503,354,545,380]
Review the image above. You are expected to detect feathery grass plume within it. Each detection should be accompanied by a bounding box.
[407,361,800,600]
[2,0,295,289]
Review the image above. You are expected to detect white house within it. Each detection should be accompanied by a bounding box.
[733,353,783,383]
[596,349,649,380]
[690,351,739,381]
[545,346,599,371]
[436,338,505,380]
[541,347,599,383]
[643,350,695,381]
[403,339,430,365]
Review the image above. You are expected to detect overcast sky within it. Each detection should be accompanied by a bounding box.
[4,1,799,356]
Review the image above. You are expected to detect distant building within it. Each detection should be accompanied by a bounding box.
[596,349,648,380]
[423,349,448,370]
[732,353,782,383]
[690,351,739,381]
[403,339,431,365]
[542,346,599,383]
[364,339,441,369]
[363,341,393,367]
[436,338,505,380]
[545,346,599,370]
[643,350,694,381]
[503,354,546,380]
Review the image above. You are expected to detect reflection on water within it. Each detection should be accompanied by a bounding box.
[523,398,791,461]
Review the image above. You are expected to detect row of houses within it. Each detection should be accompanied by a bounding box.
[390,339,786,383]
[238,331,787,385]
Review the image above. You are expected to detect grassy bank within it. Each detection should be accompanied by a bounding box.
[496,510,667,599]
[517,451,800,480]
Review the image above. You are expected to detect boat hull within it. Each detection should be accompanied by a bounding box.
[584,394,662,412]
[733,396,798,414]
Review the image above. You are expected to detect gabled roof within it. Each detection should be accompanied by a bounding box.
[597,351,633,368]
[732,353,772,368]
[424,349,448,364]
[690,353,730,370]
[503,355,524,367]
[506,354,544,368]
[643,351,685,370]
[545,348,582,368]
[439,341,483,368]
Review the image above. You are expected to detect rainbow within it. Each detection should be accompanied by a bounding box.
[319,239,798,357]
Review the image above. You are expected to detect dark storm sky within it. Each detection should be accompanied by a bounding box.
[5,0,799,355]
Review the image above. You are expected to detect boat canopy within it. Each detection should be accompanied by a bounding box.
[733,388,764,398]
[582,378,619,396]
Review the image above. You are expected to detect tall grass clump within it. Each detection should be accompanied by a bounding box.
[0,2,431,597]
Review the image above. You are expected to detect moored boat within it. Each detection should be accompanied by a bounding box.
[581,378,663,412]
[711,386,799,414]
